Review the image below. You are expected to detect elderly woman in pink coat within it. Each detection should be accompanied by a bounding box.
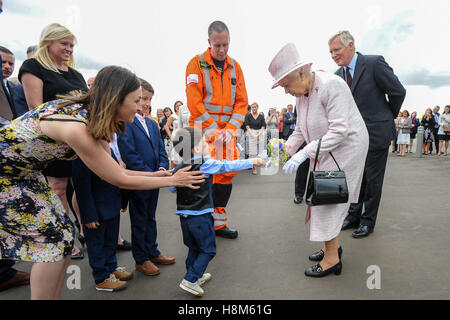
[269,43,369,278]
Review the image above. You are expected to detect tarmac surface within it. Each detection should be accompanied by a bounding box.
[1,150,450,300]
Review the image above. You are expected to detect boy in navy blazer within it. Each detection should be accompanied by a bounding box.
[72,150,133,292]
[117,79,174,276]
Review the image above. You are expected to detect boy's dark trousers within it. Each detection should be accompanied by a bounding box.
[83,215,120,284]
[179,214,216,283]
[128,189,160,265]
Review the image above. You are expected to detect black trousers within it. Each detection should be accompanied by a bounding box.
[0,260,16,283]
[432,128,440,153]
[294,142,309,197]
[348,148,389,228]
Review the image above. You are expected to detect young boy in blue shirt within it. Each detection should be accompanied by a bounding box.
[171,127,265,296]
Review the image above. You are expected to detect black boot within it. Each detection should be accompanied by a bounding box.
[215,226,238,239]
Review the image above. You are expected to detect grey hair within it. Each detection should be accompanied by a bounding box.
[208,21,229,39]
[328,30,355,47]
[286,63,312,81]
[27,45,38,55]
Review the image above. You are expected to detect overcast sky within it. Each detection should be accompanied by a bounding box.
[1,0,449,117]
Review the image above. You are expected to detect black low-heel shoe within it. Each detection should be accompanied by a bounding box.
[71,250,84,260]
[304,261,342,277]
[309,246,343,261]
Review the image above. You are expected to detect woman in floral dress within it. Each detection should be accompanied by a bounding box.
[0,66,204,299]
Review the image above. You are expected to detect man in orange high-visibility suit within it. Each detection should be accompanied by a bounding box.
[185,21,248,239]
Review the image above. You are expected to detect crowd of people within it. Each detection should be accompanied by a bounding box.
[391,105,450,156]
[0,0,447,301]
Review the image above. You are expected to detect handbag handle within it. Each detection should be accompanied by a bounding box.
[312,138,342,171]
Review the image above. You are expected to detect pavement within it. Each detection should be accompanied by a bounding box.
[1,150,449,300]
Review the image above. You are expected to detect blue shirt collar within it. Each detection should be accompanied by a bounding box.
[347,53,358,76]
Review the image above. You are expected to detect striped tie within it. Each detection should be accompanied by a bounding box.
[345,67,352,88]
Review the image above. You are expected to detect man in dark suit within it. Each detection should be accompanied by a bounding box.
[329,30,406,238]
[0,46,17,127]
[283,104,296,139]
[117,79,174,277]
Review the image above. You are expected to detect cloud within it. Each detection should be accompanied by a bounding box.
[5,0,46,16]
[75,53,106,71]
[359,10,415,54]
[399,69,450,89]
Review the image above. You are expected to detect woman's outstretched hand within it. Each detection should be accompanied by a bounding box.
[149,170,173,177]
[172,166,205,189]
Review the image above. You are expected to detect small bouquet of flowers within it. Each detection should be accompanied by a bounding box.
[267,138,289,165]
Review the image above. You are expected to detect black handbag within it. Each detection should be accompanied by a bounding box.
[305,138,349,206]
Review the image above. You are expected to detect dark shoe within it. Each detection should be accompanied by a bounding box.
[0,271,30,292]
[117,240,132,251]
[215,226,238,239]
[71,250,84,260]
[309,246,343,262]
[294,195,303,204]
[150,253,176,265]
[341,217,360,230]
[352,225,374,238]
[305,261,342,277]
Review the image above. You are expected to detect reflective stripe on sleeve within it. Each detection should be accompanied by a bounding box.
[230,58,237,106]
[228,119,241,129]
[204,122,218,135]
[230,113,245,121]
[196,112,212,123]
[199,54,213,105]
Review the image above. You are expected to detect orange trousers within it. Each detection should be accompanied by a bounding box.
[208,136,239,230]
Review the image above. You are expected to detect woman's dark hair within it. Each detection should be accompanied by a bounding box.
[173,100,183,113]
[163,107,173,117]
[57,65,140,142]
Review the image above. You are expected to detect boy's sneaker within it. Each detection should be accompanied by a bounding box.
[111,267,133,281]
[95,274,127,292]
[179,279,204,296]
[197,273,212,286]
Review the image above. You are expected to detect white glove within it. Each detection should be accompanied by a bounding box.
[283,150,308,175]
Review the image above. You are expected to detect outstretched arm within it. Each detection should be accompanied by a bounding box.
[40,119,205,190]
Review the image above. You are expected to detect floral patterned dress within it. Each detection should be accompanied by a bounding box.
[0,100,89,263]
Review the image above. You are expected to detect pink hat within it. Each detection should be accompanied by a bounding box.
[268,43,312,89]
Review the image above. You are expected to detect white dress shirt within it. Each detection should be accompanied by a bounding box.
[136,113,150,137]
